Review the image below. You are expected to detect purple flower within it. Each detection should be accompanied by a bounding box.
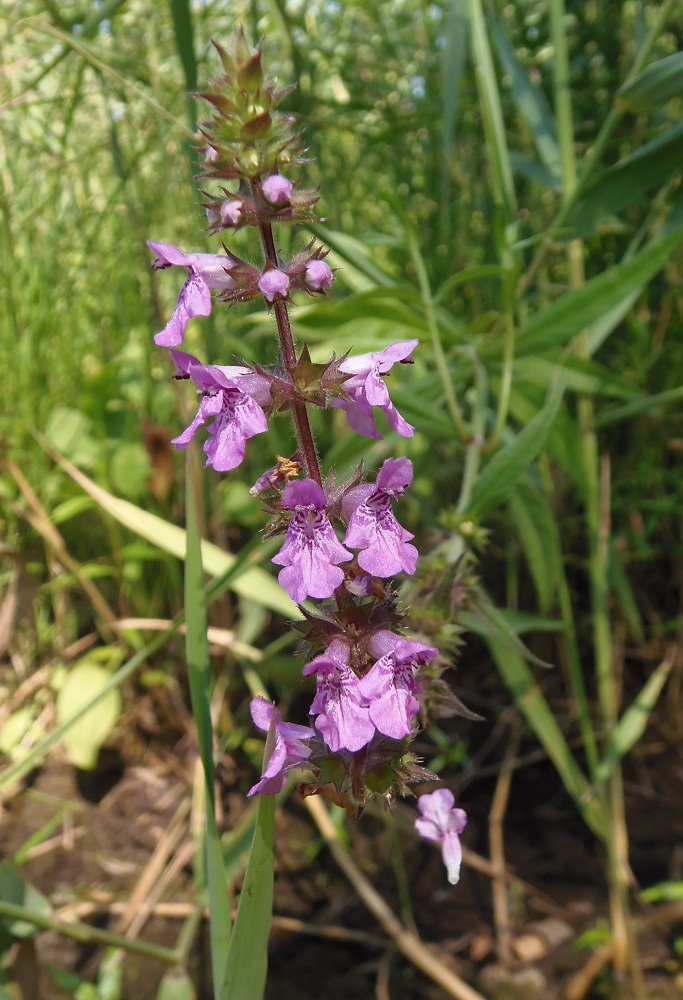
[414,788,467,885]
[303,641,375,752]
[357,630,437,739]
[304,260,333,292]
[272,480,352,603]
[262,174,294,206]
[258,268,290,303]
[170,350,271,471]
[148,241,236,347]
[247,697,314,796]
[343,458,418,578]
[332,340,417,439]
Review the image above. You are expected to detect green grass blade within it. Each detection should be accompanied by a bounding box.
[168,0,198,92]
[485,635,606,837]
[219,794,275,1000]
[184,457,232,992]
[514,227,683,354]
[38,436,298,618]
[618,50,683,111]
[567,120,683,237]
[595,385,683,427]
[492,18,561,182]
[467,0,518,227]
[508,477,562,615]
[466,379,564,517]
[595,650,675,785]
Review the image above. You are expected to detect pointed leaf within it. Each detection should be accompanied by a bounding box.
[493,19,561,181]
[56,664,121,770]
[219,794,275,1000]
[618,51,683,111]
[515,228,683,354]
[567,121,683,237]
[466,380,564,517]
[508,477,562,614]
[484,638,605,837]
[595,651,674,784]
[185,462,232,991]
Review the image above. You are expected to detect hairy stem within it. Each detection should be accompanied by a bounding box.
[256,206,323,486]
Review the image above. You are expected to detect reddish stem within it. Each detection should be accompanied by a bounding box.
[256,199,322,487]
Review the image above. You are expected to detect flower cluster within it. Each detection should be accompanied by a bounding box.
[148,29,466,885]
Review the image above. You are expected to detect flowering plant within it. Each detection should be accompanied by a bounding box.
[149,28,468,997]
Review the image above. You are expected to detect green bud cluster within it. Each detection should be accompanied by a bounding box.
[197,28,304,181]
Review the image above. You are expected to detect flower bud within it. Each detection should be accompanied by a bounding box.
[220,200,243,226]
[262,174,294,207]
[258,269,290,303]
[305,259,333,292]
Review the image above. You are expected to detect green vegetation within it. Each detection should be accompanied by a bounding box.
[1,1,682,998]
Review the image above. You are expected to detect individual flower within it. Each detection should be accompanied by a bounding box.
[304,259,333,292]
[247,697,314,796]
[258,268,290,303]
[272,480,352,603]
[148,241,236,347]
[303,640,375,752]
[262,174,294,206]
[357,630,437,739]
[414,788,467,885]
[332,340,417,439]
[170,350,271,471]
[343,457,418,577]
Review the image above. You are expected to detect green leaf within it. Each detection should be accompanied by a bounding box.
[508,476,563,615]
[567,121,683,237]
[158,970,196,1000]
[312,226,396,288]
[55,663,121,770]
[640,881,683,904]
[484,637,605,837]
[514,228,683,354]
[492,19,561,182]
[595,652,674,784]
[44,407,97,468]
[184,462,232,993]
[512,356,640,400]
[109,442,151,500]
[0,866,52,939]
[467,0,518,226]
[466,380,564,517]
[219,794,275,1000]
[595,385,683,427]
[618,51,683,112]
[168,0,197,91]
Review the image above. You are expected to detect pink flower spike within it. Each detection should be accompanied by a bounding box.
[415,789,467,885]
[148,241,236,347]
[258,268,290,303]
[247,697,314,796]
[262,174,294,206]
